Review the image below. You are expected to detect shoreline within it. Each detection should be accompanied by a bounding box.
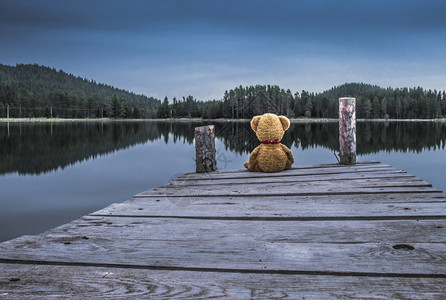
[0,117,445,123]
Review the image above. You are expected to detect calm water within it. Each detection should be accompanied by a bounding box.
[0,120,445,242]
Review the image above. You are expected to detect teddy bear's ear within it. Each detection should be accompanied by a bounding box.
[278,116,290,131]
[251,116,261,131]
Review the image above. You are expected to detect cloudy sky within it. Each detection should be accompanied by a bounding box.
[1,0,445,100]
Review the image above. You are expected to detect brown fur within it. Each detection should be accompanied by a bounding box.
[244,113,294,172]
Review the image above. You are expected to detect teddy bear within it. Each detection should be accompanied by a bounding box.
[244,113,294,172]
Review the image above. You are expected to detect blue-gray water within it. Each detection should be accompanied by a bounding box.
[0,121,445,242]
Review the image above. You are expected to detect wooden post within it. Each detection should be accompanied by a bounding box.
[195,125,216,173]
[6,105,9,119]
[339,97,356,165]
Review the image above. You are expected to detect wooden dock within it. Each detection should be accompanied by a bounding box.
[1,162,446,299]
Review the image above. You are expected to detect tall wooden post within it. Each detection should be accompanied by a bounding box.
[339,97,356,165]
[195,125,216,173]
[6,105,9,119]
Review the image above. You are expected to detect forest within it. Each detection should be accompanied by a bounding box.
[0,63,160,118]
[1,63,445,120]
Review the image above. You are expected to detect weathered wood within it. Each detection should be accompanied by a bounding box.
[194,125,216,173]
[1,216,446,275]
[139,179,441,198]
[1,162,446,298]
[161,176,428,189]
[339,97,356,165]
[169,170,413,187]
[92,195,446,219]
[138,163,436,197]
[179,162,394,181]
[2,264,446,299]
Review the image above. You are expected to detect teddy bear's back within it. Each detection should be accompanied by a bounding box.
[257,145,288,172]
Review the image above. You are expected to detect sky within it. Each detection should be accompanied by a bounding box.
[1,0,445,100]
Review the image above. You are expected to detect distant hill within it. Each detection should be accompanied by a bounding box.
[0,63,160,118]
[316,82,445,119]
[320,83,386,101]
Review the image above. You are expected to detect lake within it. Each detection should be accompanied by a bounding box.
[0,120,445,242]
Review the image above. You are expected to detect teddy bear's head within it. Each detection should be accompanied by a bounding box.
[250,113,291,143]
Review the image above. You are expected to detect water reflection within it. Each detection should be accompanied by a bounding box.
[357,121,446,153]
[1,121,445,175]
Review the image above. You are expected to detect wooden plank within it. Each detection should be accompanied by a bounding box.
[131,192,446,205]
[178,163,394,181]
[180,165,396,180]
[167,175,430,187]
[138,179,441,198]
[1,263,445,299]
[185,161,380,175]
[161,170,415,187]
[182,164,395,180]
[181,161,382,175]
[130,192,446,205]
[160,177,431,189]
[1,216,446,275]
[138,165,440,198]
[91,194,446,219]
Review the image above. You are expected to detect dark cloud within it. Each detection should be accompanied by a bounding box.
[0,0,88,31]
[3,0,446,35]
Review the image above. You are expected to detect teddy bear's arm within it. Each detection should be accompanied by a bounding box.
[281,144,295,169]
[244,145,261,172]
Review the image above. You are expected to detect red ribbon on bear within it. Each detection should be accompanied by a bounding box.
[262,139,280,144]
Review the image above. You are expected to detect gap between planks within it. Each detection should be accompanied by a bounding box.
[89,214,446,221]
[135,189,443,199]
[1,259,446,279]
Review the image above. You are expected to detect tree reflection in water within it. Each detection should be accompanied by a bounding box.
[0,121,445,175]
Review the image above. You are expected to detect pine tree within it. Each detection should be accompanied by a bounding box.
[111,94,121,118]
[304,98,313,118]
[44,106,51,118]
[0,102,5,118]
[132,106,140,119]
[363,99,372,119]
[157,97,170,118]
[442,91,446,117]
[381,97,389,118]
[372,97,380,118]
